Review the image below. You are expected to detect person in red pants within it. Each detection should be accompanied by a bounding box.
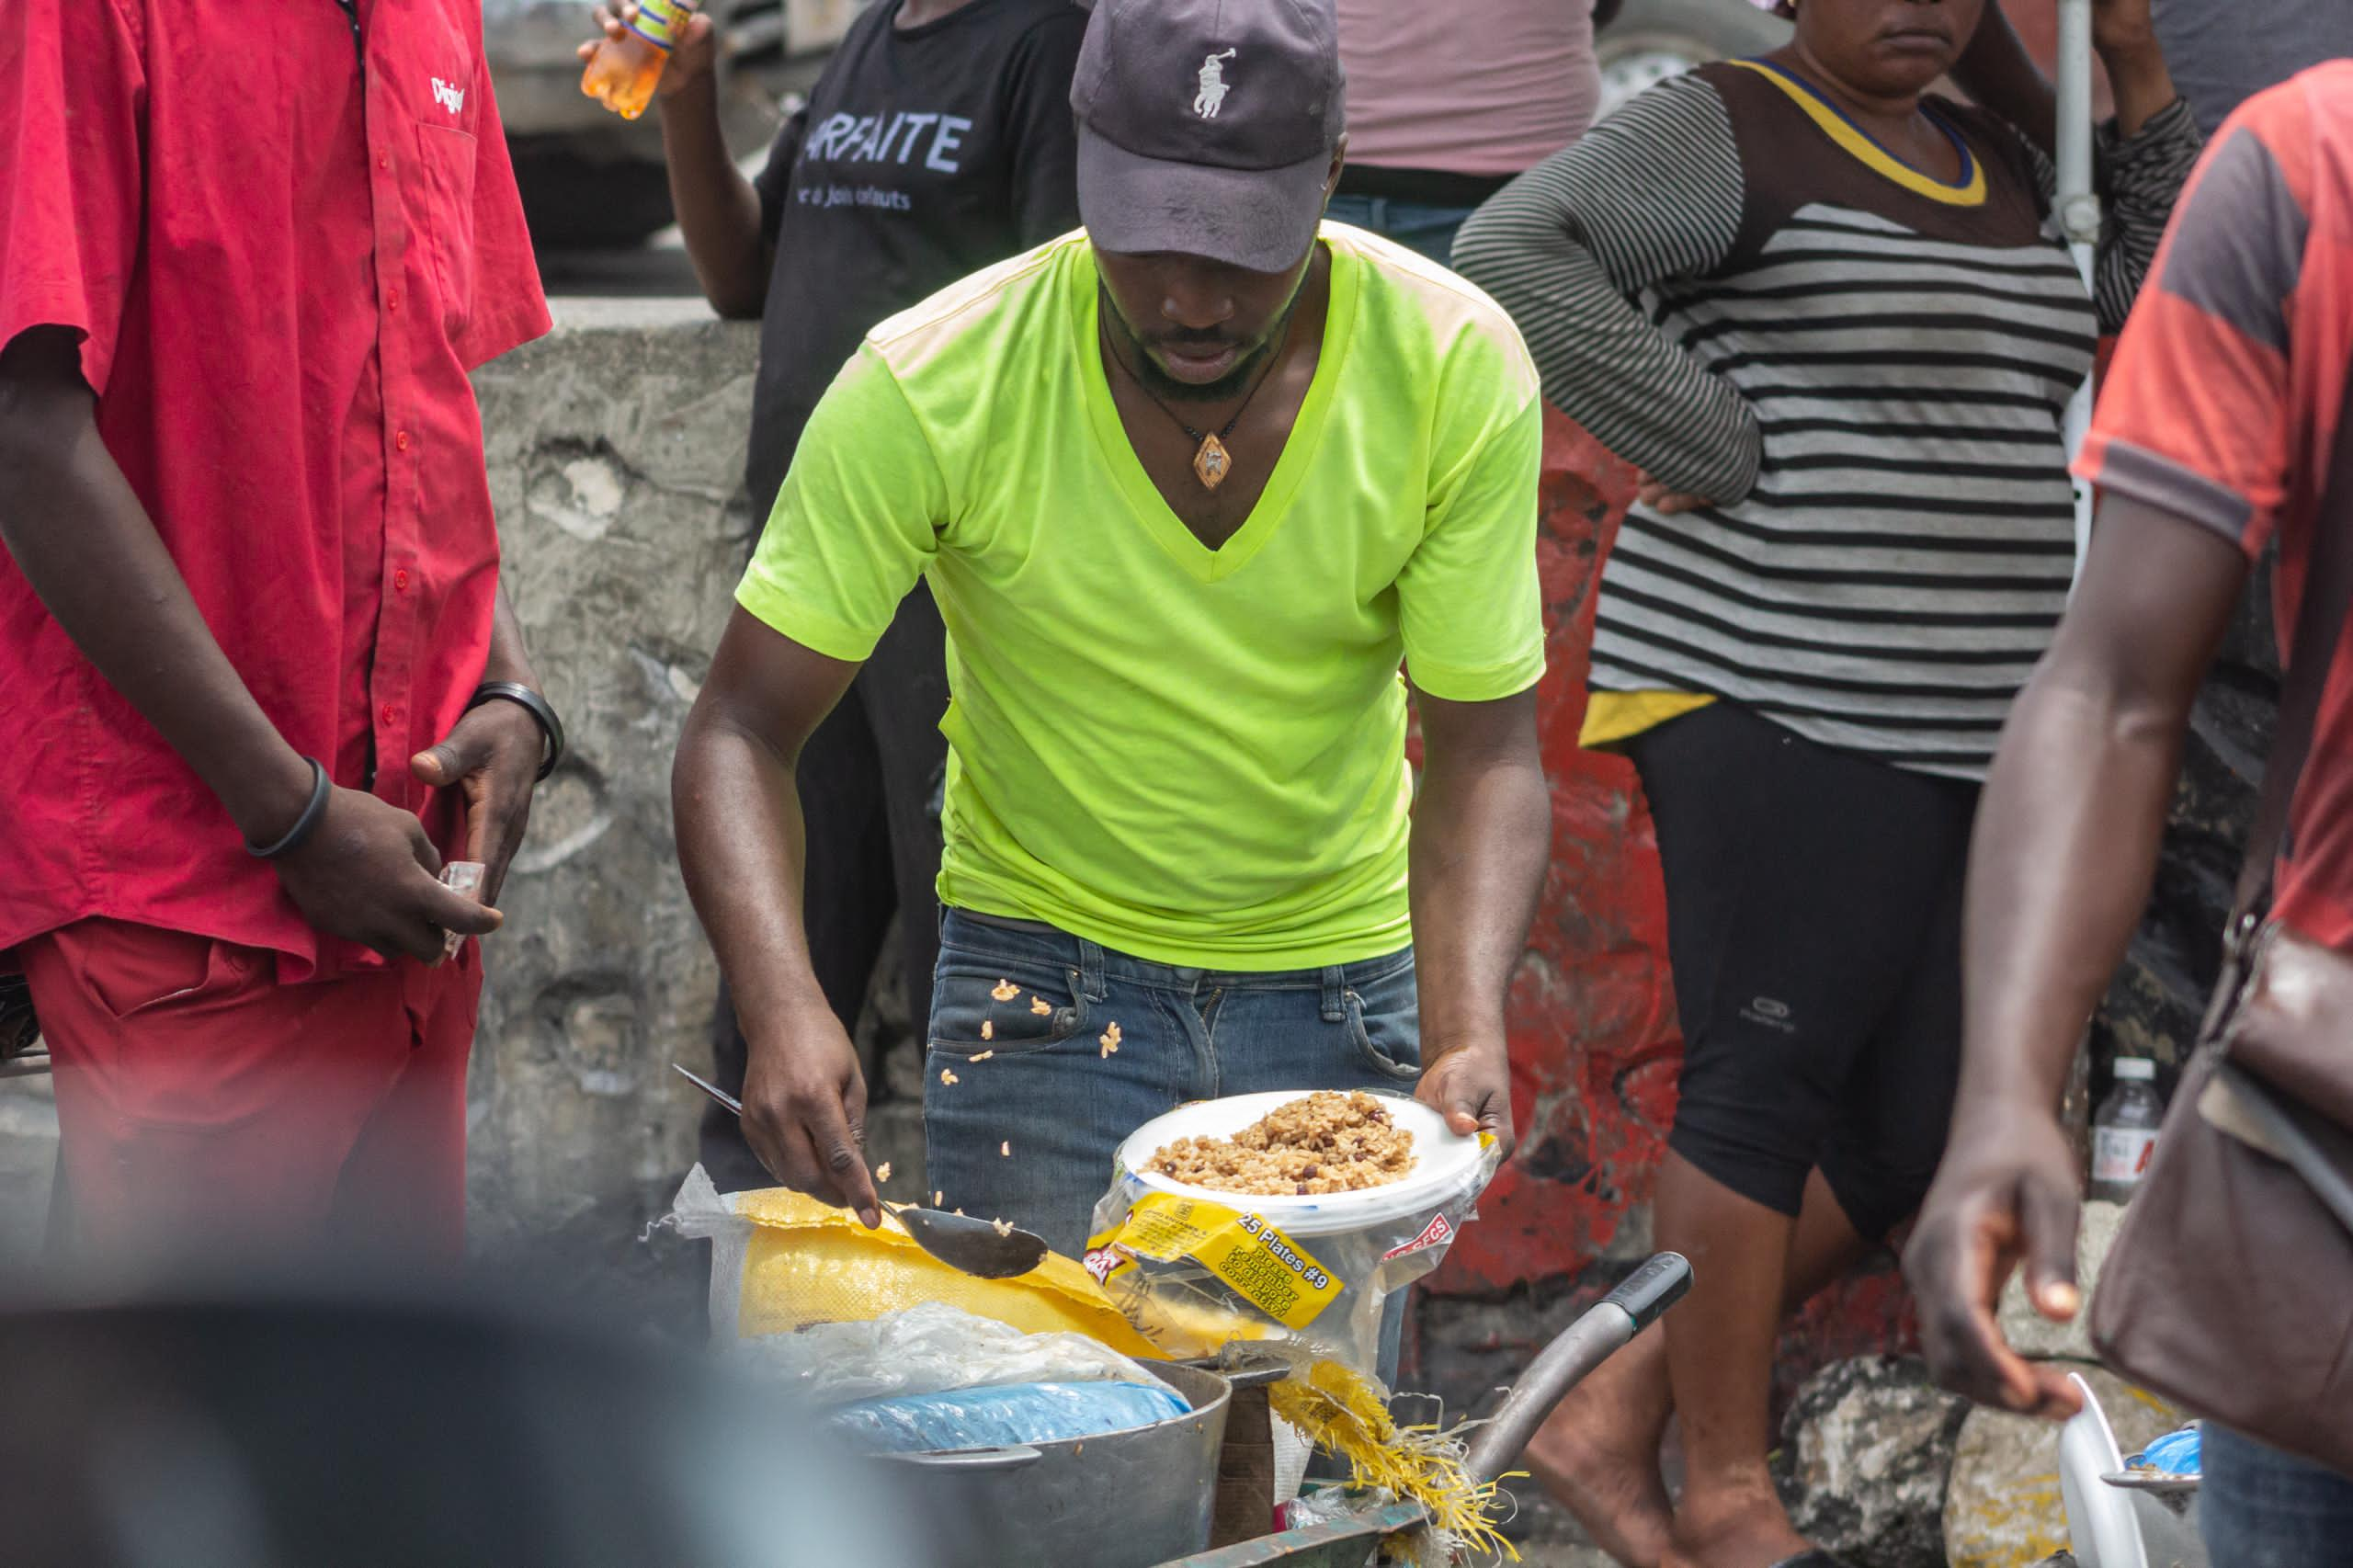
[0,0,555,1266]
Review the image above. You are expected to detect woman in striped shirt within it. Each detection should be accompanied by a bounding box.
[1455,3,2199,1565]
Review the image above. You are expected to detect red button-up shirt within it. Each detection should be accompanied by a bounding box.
[0,0,550,978]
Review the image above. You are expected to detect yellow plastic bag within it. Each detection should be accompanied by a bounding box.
[665,1167,1159,1355]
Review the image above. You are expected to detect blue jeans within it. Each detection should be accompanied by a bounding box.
[2202,1426,2353,1566]
[1322,194,1478,268]
[921,909,1423,1259]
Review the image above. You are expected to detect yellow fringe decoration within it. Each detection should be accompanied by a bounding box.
[1262,1355,1520,1563]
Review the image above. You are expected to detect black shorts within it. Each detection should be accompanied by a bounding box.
[1625,701,1979,1243]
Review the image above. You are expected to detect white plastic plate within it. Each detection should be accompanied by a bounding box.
[1113,1089,1487,1237]
[2061,1371,2151,1568]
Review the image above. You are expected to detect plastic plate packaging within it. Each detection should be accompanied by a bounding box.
[1084,1090,1500,1376]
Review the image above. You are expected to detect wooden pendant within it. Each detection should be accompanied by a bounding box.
[1192,432,1232,490]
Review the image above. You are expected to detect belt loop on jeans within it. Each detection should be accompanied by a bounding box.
[1320,966,1346,1023]
[1077,937,1108,1003]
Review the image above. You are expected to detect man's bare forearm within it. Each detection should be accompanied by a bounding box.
[1957,678,2179,1119]
[1957,507,2246,1125]
[483,583,540,689]
[672,611,861,1035]
[1408,695,1551,1053]
[673,611,879,1213]
[673,710,833,1028]
[660,79,770,320]
[0,330,313,843]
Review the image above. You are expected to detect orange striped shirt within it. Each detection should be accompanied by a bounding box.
[2077,62,2353,949]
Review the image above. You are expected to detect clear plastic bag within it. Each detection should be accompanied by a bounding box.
[727,1300,1171,1405]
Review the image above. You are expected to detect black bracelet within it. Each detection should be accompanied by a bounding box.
[469,681,564,781]
[246,756,332,859]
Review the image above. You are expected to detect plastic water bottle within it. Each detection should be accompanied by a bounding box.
[580,0,699,120]
[2088,1057,2165,1203]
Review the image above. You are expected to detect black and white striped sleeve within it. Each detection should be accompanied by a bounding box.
[1453,73,1760,505]
[2015,97,2204,334]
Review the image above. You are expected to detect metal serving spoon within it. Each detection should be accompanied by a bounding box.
[671,1063,1050,1279]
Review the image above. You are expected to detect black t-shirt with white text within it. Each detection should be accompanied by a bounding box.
[746,0,1085,514]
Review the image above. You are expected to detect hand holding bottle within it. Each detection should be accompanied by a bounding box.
[577,2,714,119]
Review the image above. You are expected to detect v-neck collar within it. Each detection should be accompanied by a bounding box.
[1075,235,1358,585]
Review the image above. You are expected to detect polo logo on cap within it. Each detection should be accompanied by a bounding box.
[1192,49,1237,119]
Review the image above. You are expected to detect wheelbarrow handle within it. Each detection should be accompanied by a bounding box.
[1461,1252,1693,1486]
[1605,1249,1695,1333]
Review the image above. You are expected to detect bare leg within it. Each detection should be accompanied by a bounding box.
[1656,1153,1873,1568]
[1521,1317,1678,1568]
[1527,1168,1870,1565]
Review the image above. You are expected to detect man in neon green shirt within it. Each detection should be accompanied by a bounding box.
[673,0,1551,1256]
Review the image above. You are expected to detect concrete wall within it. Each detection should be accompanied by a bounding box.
[466,300,760,1254]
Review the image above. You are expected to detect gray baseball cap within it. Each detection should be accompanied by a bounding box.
[1071,0,1347,273]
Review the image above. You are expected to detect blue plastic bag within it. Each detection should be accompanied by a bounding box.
[2128,1424,2201,1477]
[824,1380,1189,1454]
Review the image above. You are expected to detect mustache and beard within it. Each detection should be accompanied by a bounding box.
[1098,282,1306,404]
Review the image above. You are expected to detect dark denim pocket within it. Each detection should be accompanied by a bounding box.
[1345,953,1423,1084]
[927,958,1089,1058]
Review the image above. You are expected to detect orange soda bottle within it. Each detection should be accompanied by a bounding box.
[580,0,700,120]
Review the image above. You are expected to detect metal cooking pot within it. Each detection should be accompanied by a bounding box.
[879,1361,1233,1568]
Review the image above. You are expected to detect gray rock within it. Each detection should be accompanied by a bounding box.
[1943,1367,2182,1568]
[1775,1355,1972,1568]
[1995,1200,2127,1362]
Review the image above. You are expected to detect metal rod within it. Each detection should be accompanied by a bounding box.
[2055,0,2099,568]
[671,1062,742,1116]
[2054,0,2098,258]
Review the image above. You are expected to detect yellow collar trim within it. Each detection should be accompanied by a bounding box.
[1731,59,1987,207]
